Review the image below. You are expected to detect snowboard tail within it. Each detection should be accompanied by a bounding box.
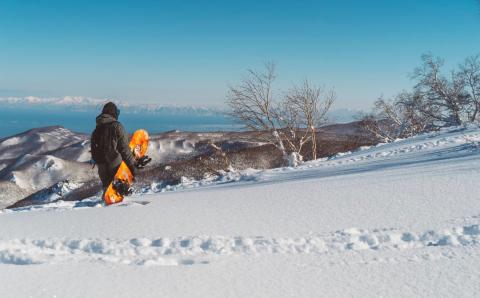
[103,129,149,205]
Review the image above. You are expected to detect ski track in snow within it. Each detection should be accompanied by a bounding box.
[0,223,478,267]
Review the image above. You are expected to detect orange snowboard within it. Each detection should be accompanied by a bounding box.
[103,129,149,205]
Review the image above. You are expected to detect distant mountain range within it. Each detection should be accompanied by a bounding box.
[0,96,226,116]
[0,96,362,122]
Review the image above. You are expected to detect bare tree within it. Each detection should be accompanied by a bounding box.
[361,92,436,142]
[412,54,469,126]
[360,97,404,142]
[396,91,436,134]
[226,62,288,160]
[459,55,480,122]
[363,53,480,143]
[281,81,335,161]
[227,64,335,166]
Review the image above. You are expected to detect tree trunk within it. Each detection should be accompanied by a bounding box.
[272,130,288,162]
[311,126,317,160]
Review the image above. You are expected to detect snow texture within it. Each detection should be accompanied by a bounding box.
[0,125,479,297]
[0,224,478,266]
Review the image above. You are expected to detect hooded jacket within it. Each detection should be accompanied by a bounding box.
[94,113,136,173]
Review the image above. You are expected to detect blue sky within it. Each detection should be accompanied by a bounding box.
[0,0,479,109]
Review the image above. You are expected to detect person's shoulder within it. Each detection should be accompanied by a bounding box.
[110,120,122,128]
[111,121,127,133]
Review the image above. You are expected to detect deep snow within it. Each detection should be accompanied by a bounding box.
[0,125,479,297]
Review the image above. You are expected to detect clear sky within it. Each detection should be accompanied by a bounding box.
[0,0,479,109]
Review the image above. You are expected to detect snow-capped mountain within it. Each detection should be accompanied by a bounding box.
[0,96,227,116]
[0,126,89,162]
[0,96,106,106]
[0,127,94,208]
[0,96,359,122]
[327,107,363,123]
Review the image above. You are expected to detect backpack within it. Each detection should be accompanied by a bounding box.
[90,123,114,164]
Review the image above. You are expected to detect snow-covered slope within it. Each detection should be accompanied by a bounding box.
[0,126,96,209]
[0,181,28,210]
[0,127,93,207]
[5,154,94,192]
[0,125,479,297]
[0,126,88,161]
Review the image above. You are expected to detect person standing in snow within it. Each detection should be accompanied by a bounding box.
[90,102,137,188]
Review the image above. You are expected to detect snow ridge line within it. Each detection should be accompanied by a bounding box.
[0,224,478,266]
[328,132,480,165]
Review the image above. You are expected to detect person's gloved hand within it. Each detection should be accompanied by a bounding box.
[136,156,152,169]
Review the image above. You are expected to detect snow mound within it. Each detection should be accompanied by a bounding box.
[3,155,95,193]
[147,137,196,164]
[26,180,85,204]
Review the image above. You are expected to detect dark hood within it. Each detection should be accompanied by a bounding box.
[96,113,117,126]
[102,102,120,119]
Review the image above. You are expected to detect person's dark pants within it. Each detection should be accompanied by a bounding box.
[97,163,120,188]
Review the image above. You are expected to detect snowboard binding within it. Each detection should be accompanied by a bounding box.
[112,179,133,196]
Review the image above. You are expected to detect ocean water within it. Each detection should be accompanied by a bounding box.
[0,106,239,138]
